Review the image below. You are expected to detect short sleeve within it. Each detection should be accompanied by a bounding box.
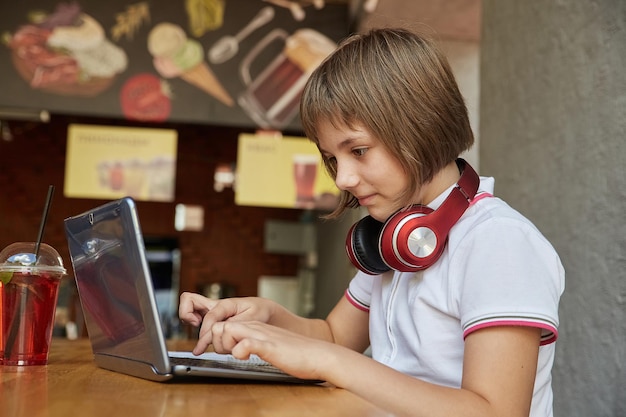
[452,217,565,345]
[346,270,375,312]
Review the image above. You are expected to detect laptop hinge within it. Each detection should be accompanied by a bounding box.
[94,353,173,382]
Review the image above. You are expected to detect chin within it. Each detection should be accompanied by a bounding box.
[366,209,390,223]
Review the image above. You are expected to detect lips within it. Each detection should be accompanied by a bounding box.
[356,194,375,206]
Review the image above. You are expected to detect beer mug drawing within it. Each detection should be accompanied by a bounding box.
[292,153,319,208]
[238,28,336,129]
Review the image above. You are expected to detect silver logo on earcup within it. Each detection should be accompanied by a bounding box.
[407,226,437,258]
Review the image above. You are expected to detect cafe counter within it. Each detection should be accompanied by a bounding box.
[1,338,391,417]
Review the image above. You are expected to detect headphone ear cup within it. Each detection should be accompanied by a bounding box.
[379,205,441,272]
[346,216,390,275]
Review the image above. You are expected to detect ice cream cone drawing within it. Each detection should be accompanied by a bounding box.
[148,23,234,106]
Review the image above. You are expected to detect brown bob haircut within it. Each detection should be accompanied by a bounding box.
[300,28,474,219]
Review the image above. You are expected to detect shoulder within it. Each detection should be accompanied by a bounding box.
[449,194,564,283]
[454,193,550,248]
[454,176,545,239]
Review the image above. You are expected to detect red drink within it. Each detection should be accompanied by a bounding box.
[0,242,66,366]
[0,272,62,365]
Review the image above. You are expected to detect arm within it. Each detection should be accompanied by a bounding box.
[221,323,541,417]
[329,326,541,417]
[182,292,541,416]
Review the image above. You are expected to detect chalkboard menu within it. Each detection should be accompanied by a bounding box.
[0,0,349,129]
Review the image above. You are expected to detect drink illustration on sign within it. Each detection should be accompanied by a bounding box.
[237,28,336,129]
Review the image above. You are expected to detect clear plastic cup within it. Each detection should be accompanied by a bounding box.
[0,242,66,365]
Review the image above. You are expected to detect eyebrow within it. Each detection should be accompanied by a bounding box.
[338,137,359,149]
[318,137,360,156]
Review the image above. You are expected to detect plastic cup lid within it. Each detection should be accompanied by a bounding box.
[0,242,67,276]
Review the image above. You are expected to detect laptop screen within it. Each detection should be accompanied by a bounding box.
[64,198,171,373]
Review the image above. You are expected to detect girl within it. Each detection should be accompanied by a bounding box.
[179,28,564,417]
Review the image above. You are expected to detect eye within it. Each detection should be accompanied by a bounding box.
[352,147,368,157]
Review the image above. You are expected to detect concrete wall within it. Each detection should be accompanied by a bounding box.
[440,39,481,170]
[480,1,626,416]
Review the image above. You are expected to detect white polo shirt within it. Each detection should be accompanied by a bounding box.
[346,177,565,417]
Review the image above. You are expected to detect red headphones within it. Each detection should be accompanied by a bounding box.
[345,159,479,275]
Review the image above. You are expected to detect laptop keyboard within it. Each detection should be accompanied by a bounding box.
[169,355,286,375]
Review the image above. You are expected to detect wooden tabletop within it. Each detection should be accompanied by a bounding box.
[1,338,389,417]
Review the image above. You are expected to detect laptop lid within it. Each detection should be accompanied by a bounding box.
[64,198,316,384]
[64,197,174,381]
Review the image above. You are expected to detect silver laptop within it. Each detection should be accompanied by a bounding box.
[64,197,317,383]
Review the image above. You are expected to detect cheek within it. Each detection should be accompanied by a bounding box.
[377,164,409,192]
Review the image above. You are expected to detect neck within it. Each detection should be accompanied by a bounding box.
[419,161,462,205]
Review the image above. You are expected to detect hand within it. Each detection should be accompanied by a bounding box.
[178,292,277,355]
[210,320,337,381]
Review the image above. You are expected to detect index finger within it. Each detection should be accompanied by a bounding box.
[197,298,242,339]
[195,298,262,354]
[178,292,216,327]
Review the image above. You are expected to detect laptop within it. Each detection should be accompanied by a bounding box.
[64,197,318,384]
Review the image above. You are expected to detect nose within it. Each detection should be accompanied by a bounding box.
[334,160,359,191]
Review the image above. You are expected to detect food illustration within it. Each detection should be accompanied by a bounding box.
[5,2,127,96]
[148,22,234,106]
[262,0,327,21]
[185,0,225,38]
[264,0,306,21]
[0,1,354,128]
[111,2,151,42]
[120,73,172,122]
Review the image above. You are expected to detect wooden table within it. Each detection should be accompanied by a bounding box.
[1,338,390,417]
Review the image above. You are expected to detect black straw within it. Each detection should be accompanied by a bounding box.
[4,185,55,360]
[34,185,55,261]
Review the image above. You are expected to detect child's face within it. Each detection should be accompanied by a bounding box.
[316,120,415,222]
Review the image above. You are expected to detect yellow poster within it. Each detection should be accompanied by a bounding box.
[235,133,339,209]
[64,124,177,202]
